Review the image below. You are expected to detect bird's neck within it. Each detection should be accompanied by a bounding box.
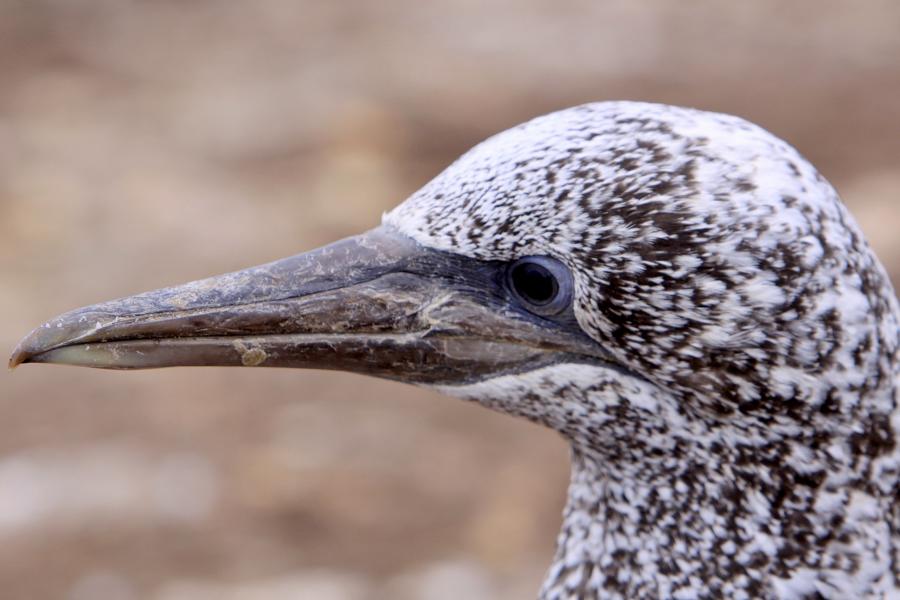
[540,426,898,600]
[541,448,739,599]
[435,362,898,598]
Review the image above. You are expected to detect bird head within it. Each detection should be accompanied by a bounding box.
[11,102,897,451]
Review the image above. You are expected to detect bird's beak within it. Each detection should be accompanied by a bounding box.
[10,226,601,385]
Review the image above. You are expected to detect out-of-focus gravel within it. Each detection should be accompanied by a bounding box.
[1,1,898,598]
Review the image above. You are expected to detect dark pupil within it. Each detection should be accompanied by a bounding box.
[512,262,558,305]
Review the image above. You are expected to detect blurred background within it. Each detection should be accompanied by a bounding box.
[1,1,898,599]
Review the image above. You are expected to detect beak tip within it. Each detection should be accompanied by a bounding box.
[9,344,30,370]
[9,327,50,370]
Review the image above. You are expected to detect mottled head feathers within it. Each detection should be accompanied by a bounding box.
[386,102,900,598]
[388,102,897,421]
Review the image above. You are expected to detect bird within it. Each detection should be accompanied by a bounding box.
[10,101,900,599]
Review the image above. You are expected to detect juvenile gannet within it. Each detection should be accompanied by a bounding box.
[11,102,900,599]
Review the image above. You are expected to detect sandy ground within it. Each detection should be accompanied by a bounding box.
[1,2,898,599]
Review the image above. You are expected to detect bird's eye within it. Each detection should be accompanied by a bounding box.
[507,256,574,316]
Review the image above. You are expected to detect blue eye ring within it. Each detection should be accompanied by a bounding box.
[506,256,574,316]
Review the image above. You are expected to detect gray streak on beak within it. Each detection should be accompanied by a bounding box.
[10,227,605,385]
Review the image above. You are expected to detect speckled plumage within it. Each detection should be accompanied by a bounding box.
[385,102,900,599]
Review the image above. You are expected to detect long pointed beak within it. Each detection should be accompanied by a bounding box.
[10,226,603,385]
